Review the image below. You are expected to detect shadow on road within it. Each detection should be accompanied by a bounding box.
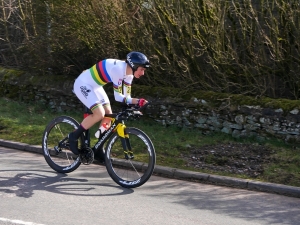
[0,169,134,198]
[143,181,300,225]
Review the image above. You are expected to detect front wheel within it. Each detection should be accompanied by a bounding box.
[42,116,82,173]
[105,127,156,188]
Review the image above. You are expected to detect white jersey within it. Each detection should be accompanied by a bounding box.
[73,59,134,110]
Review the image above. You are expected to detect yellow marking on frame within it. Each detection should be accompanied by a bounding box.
[116,123,126,138]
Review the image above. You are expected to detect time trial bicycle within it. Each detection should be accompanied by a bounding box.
[42,103,156,188]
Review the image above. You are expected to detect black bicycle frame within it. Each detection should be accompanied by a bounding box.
[80,106,119,152]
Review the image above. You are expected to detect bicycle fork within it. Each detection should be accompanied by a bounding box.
[116,124,134,160]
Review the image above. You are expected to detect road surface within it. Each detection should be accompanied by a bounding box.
[1,146,300,225]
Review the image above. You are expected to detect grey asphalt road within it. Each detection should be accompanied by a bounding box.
[1,146,300,225]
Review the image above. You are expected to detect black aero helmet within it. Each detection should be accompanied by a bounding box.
[126,51,150,72]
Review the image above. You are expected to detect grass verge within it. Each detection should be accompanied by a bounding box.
[0,97,299,187]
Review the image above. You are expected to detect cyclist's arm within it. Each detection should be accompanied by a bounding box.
[111,71,146,105]
[123,75,133,95]
[122,75,148,106]
[112,75,135,104]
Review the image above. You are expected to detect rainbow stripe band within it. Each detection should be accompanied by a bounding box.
[122,97,132,104]
[103,103,110,108]
[124,81,131,87]
[90,103,101,111]
[90,60,112,86]
[113,84,121,94]
[89,103,111,111]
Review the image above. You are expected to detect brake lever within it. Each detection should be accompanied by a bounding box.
[120,102,150,116]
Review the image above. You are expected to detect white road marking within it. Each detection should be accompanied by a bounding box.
[0,218,45,225]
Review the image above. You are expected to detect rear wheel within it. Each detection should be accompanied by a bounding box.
[42,116,81,173]
[105,127,156,188]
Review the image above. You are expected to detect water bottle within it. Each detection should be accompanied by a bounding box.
[95,123,108,138]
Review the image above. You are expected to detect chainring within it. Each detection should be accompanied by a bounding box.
[79,147,94,165]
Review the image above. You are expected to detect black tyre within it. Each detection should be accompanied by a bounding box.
[42,116,81,173]
[105,127,156,188]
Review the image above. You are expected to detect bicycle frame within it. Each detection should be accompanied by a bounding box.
[42,102,155,188]
[81,106,134,160]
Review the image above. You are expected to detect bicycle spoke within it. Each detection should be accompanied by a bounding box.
[128,160,141,177]
[105,127,155,188]
[42,116,81,173]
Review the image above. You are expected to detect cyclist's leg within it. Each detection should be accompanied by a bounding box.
[68,78,105,154]
[100,105,113,127]
[92,88,112,161]
[95,88,112,132]
[81,104,105,129]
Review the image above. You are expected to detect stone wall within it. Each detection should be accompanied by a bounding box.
[1,69,300,143]
[146,99,300,144]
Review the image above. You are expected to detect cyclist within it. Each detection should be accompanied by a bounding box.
[68,51,150,158]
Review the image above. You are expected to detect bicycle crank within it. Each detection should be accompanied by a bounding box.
[79,147,94,165]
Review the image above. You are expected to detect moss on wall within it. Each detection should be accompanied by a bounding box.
[2,67,300,142]
[1,67,300,114]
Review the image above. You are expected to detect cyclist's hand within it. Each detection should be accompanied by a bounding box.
[138,98,148,107]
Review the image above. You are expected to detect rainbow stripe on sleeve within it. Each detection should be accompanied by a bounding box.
[124,81,131,87]
[113,84,120,93]
[90,60,112,86]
